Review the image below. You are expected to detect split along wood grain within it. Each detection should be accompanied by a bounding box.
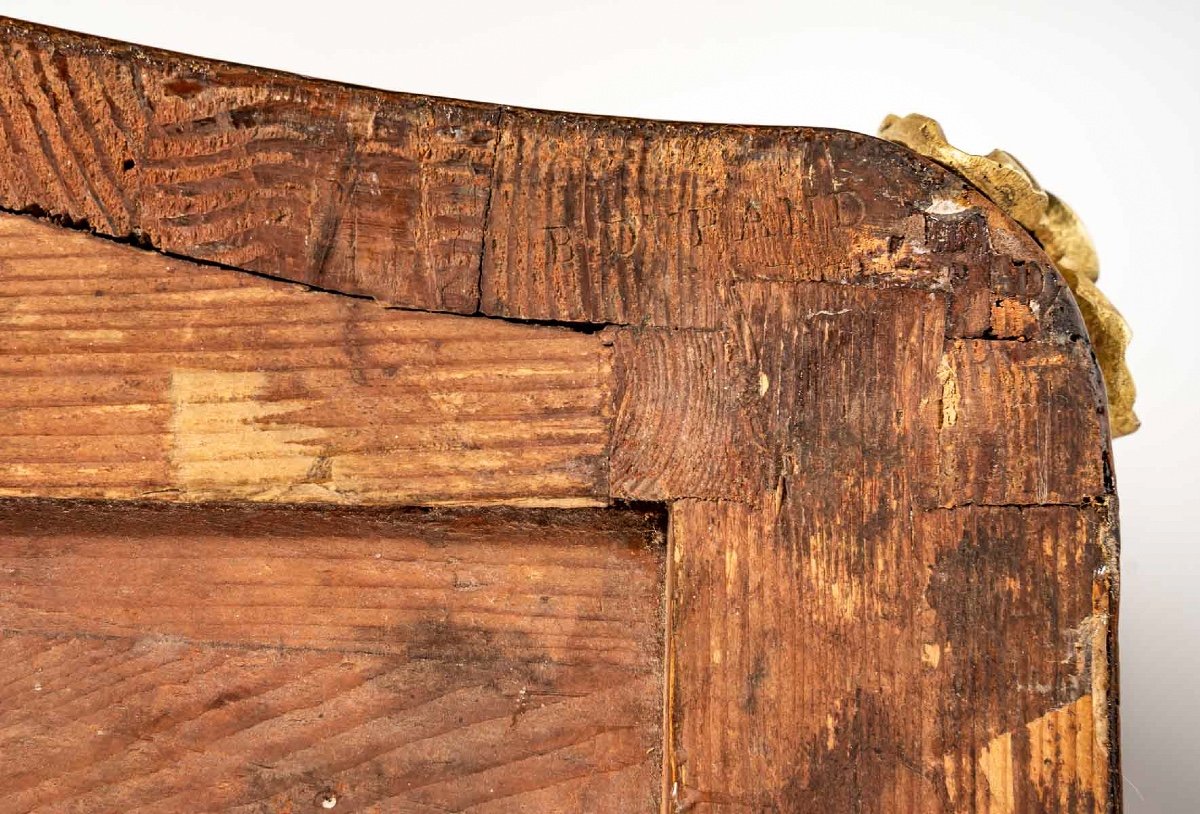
[470,100,1116,812]
[0,17,498,312]
[0,500,666,813]
[0,213,613,506]
[0,17,1123,814]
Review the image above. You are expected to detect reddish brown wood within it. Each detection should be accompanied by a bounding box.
[0,501,665,813]
[0,18,497,312]
[0,16,1121,814]
[0,214,613,506]
[928,339,1109,507]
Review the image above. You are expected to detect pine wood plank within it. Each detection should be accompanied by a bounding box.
[0,213,612,506]
[0,501,665,813]
[0,17,497,312]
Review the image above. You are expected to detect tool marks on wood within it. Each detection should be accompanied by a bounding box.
[0,214,612,506]
[0,502,665,813]
[0,18,498,311]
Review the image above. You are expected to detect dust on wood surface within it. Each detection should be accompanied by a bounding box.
[0,214,613,506]
[0,16,1120,814]
[0,501,666,813]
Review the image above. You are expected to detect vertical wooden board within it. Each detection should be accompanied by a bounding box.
[0,19,499,311]
[666,280,1114,812]
[669,497,944,813]
[0,502,666,812]
[930,339,1109,507]
[667,281,950,812]
[668,502,1115,814]
[0,214,613,505]
[481,111,985,328]
[733,280,946,478]
[916,505,1116,814]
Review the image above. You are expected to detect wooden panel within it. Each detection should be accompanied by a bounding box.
[665,282,1113,812]
[930,339,1109,507]
[0,213,613,506]
[666,282,948,811]
[0,18,498,312]
[0,19,1121,813]
[480,110,1049,329]
[734,280,946,488]
[668,501,1114,814]
[916,505,1116,813]
[0,501,666,812]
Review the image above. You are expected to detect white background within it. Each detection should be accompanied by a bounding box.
[1,1,1196,810]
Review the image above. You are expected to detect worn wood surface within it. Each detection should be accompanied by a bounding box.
[0,16,1121,814]
[0,213,612,506]
[0,501,665,813]
[0,19,497,313]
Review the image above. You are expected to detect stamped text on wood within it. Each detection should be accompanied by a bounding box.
[0,17,1120,814]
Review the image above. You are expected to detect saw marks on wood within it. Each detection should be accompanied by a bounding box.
[0,17,1122,812]
[0,18,497,311]
[0,213,613,505]
[929,339,1109,507]
[0,501,666,813]
[663,283,1114,812]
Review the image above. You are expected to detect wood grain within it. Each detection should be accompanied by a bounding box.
[479,110,1079,334]
[467,106,1118,811]
[0,17,497,312]
[666,282,948,811]
[929,339,1109,507]
[0,17,1123,814]
[0,501,666,813]
[916,505,1116,814]
[0,213,612,506]
[609,327,770,501]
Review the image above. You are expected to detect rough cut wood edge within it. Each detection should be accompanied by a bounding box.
[0,213,614,507]
[0,16,1121,814]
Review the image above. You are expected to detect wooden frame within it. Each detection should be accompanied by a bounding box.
[0,17,1119,812]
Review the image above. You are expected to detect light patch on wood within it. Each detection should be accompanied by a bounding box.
[1027,694,1099,809]
[937,353,960,428]
[924,197,971,215]
[990,297,1037,338]
[943,754,960,804]
[922,642,942,667]
[978,729,1015,814]
[0,213,614,506]
[169,370,329,501]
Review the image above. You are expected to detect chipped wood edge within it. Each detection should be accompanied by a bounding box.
[0,16,1122,813]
